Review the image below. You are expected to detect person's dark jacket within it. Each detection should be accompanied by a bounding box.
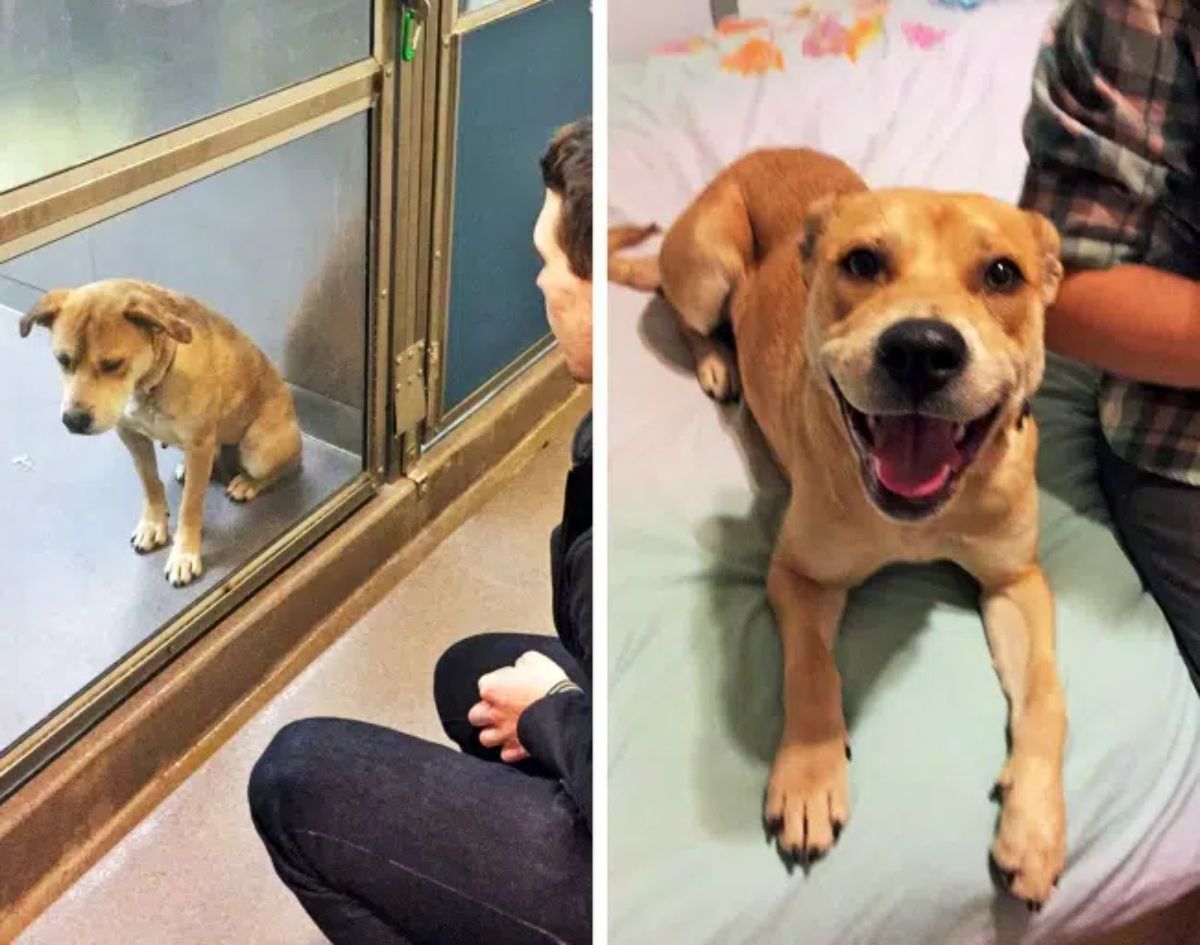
[517,413,593,831]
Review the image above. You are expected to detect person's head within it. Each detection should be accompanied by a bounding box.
[534,117,592,383]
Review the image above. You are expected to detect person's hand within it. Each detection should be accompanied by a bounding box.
[469,651,570,763]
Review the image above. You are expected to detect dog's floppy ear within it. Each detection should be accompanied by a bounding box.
[125,294,194,344]
[1025,211,1063,307]
[801,194,840,283]
[19,289,69,338]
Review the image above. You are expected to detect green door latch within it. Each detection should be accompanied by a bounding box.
[400,0,429,62]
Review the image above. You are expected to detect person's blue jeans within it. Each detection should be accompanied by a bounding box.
[248,633,590,944]
[1098,438,1200,691]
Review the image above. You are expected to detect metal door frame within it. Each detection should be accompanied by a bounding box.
[0,0,430,801]
[416,0,557,449]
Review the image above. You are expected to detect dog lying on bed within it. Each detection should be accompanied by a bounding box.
[610,148,1067,907]
[19,279,302,588]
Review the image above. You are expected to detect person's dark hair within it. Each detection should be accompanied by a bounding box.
[539,117,593,280]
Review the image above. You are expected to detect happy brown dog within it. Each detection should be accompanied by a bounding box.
[20,279,302,588]
[611,148,1066,907]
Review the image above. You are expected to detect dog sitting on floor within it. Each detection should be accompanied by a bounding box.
[19,279,302,587]
[610,148,1067,908]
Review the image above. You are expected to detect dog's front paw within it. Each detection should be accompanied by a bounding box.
[990,756,1066,909]
[765,739,850,865]
[225,473,260,503]
[130,517,169,554]
[164,546,203,587]
[696,349,740,403]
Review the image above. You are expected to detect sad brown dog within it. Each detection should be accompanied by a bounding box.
[611,149,1067,907]
[20,279,302,588]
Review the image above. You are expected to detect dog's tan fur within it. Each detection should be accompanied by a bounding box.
[611,149,1067,906]
[20,279,302,587]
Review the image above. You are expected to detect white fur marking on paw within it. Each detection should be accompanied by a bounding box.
[225,473,260,503]
[131,517,169,554]
[165,547,203,587]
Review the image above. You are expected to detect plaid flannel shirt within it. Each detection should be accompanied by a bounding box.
[1019,0,1200,484]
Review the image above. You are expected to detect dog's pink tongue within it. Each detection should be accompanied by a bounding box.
[871,415,957,498]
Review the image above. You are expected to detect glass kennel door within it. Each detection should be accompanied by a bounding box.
[423,0,592,438]
[0,0,406,799]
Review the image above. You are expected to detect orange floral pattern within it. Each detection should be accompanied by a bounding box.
[845,14,884,61]
[650,1,957,74]
[721,37,786,75]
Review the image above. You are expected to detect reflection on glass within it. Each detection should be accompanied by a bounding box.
[459,0,508,11]
[443,0,591,409]
[0,113,368,752]
[0,0,372,192]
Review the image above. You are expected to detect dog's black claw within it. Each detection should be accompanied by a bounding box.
[1052,874,1061,890]
[805,846,825,865]
[989,782,1005,802]
[988,852,1016,891]
[1026,900,1043,914]
[779,843,804,867]
[763,814,783,838]
[832,820,844,842]
[845,743,852,761]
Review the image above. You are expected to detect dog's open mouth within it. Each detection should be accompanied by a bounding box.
[832,382,1001,519]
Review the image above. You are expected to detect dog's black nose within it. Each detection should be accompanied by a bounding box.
[876,318,968,400]
[62,409,93,434]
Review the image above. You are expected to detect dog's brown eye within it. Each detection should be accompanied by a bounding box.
[55,352,72,371]
[984,258,1023,292]
[100,358,125,375]
[840,248,885,281]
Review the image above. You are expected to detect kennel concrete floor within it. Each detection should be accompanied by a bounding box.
[16,399,582,945]
[1,303,361,750]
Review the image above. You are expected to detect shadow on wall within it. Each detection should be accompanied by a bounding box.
[284,217,370,414]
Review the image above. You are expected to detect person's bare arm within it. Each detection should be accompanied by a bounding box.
[1049,265,1200,389]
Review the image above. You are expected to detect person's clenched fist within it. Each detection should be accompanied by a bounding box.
[469,651,571,763]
